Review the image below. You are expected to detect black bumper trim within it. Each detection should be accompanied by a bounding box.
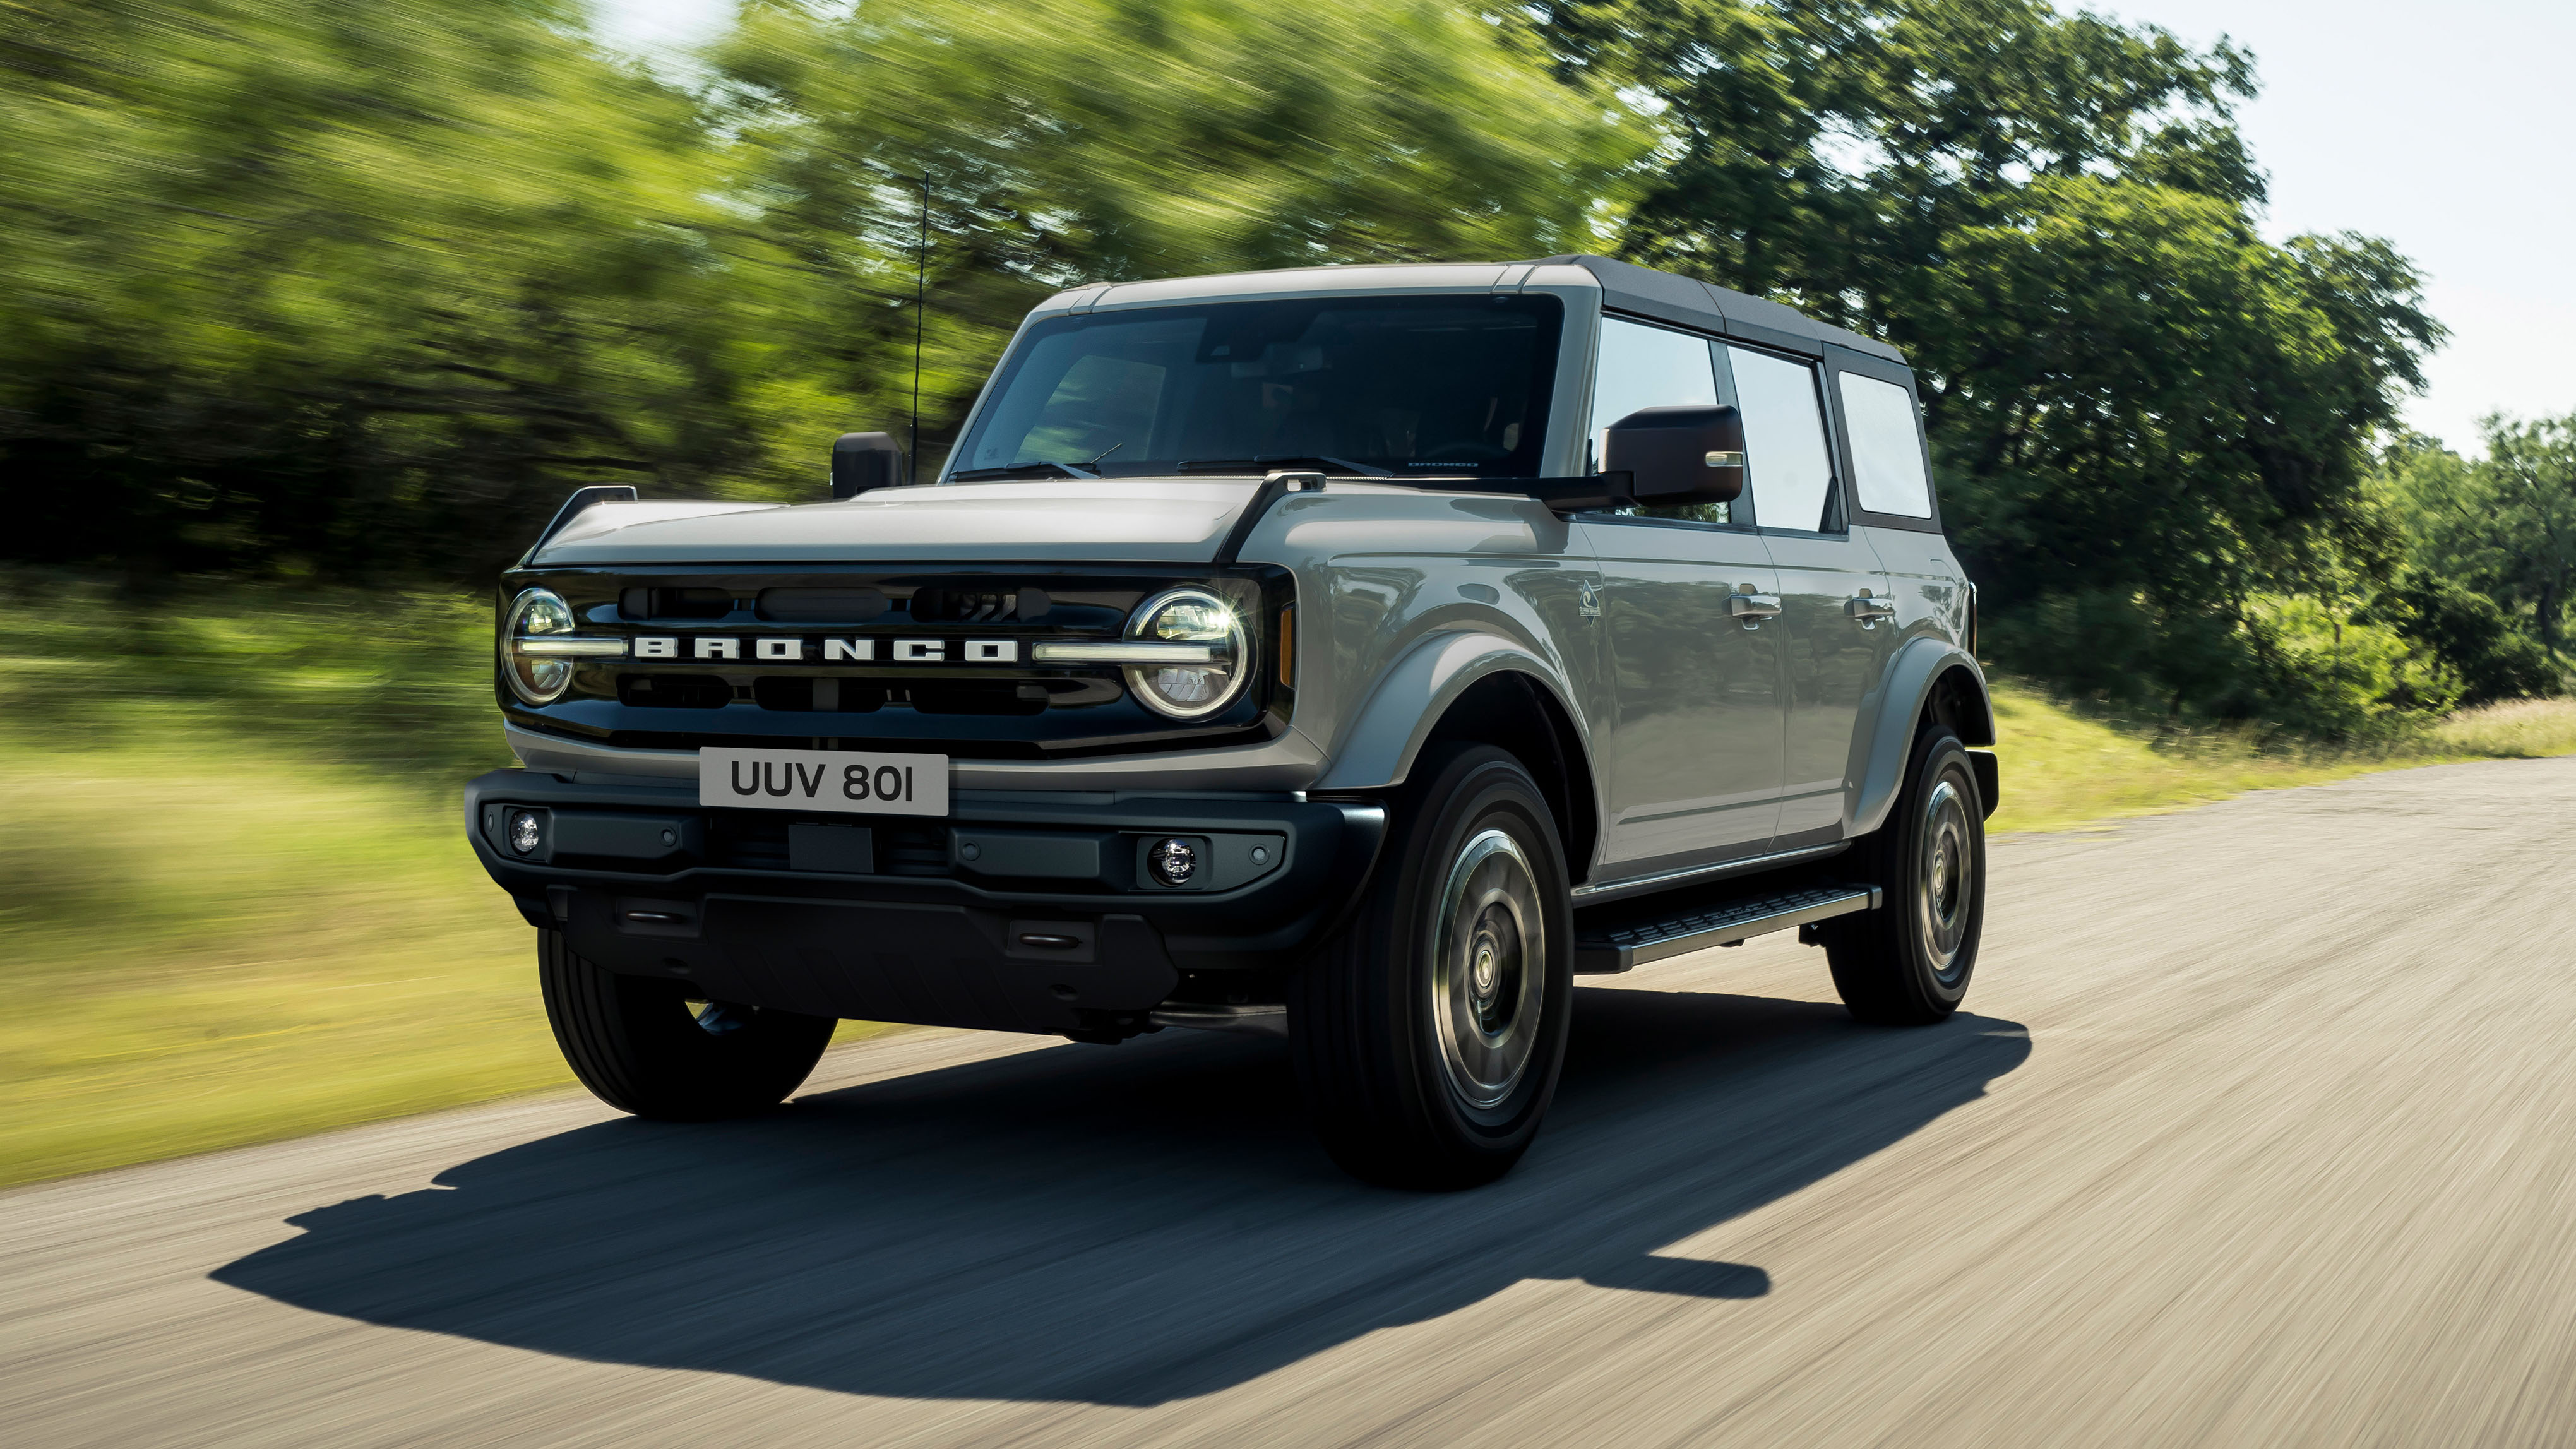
[463,769,1386,1029]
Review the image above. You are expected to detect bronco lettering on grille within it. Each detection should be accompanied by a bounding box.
[635,636,1025,664]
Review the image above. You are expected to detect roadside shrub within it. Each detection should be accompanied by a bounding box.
[2242,595,2443,736]
[2359,568,2561,705]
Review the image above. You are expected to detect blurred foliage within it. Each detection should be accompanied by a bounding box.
[0,0,771,578]
[710,0,1640,472]
[0,0,2555,730]
[0,568,508,780]
[0,0,1635,580]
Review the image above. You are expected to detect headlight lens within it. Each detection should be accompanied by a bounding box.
[501,587,579,704]
[1124,587,1249,719]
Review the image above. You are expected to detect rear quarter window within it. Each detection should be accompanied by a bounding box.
[1837,373,1934,518]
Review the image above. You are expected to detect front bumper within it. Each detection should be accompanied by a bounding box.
[463,769,1385,1037]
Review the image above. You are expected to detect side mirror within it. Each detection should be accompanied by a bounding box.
[831,431,905,499]
[1604,405,1746,506]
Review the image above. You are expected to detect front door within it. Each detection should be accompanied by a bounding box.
[1582,316,1785,874]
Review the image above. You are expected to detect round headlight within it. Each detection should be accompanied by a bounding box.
[1124,587,1250,719]
[501,587,579,705]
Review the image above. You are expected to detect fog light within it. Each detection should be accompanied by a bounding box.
[509,811,542,856]
[1147,837,1198,887]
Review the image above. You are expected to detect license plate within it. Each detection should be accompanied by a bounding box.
[698,747,950,817]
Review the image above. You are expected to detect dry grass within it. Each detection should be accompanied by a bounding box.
[1987,688,2576,835]
[2429,698,2576,758]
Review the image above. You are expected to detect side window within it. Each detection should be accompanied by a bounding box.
[1592,316,1729,523]
[1726,345,1836,532]
[1837,372,1935,518]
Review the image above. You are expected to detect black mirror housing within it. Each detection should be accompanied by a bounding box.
[1603,405,1746,506]
[831,432,905,499]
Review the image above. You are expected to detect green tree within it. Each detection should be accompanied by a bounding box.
[1522,0,2443,720]
[709,0,1645,472]
[2382,419,2576,659]
[1916,182,2433,707]
[2356,566,2558,705]
[0,0,778,577]
[1,0,1644,574]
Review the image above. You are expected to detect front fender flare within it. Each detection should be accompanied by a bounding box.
[1850,638,1995,837]
[1310,631,1585,793]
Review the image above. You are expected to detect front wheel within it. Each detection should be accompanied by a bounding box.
[1288,744,1574,1190]
[1825,725,1986,1024]
[538,930,837,1119]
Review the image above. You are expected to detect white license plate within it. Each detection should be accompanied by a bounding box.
[698,747,950,816]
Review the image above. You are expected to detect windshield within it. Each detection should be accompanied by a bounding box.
[949,294,1563,480]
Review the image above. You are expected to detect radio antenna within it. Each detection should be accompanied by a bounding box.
[910,172,928,486]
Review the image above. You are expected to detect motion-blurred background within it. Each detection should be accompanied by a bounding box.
[3,0,2569,1188]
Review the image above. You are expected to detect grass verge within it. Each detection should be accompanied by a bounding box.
[0,748,564,1185]
[0,573,909,1189]
[1984,685,2576,833]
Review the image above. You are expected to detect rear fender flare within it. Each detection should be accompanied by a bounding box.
[1851,638,1995,837]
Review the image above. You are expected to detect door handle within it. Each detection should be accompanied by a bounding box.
[1727,593,1783,619]
[1845,595,1897,621]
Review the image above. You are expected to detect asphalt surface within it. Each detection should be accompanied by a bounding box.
[6,757,2575,1447]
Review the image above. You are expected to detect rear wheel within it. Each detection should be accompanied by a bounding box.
[538,929,836,1119]
[1288,744,1573,1190]
[1825,725,1985,1024]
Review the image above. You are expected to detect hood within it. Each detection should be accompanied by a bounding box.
[530,479,1264,568]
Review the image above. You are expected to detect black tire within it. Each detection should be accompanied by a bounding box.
[1825,725,1986,1025]
[537,929,837,1119]
[1287,743,1575,1190]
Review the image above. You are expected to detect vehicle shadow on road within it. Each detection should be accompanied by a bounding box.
[213,987,2028,1406]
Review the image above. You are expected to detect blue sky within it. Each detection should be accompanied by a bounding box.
[595,0,2572,454]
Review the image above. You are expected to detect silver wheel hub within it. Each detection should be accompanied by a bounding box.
[1916,778,1974,979]
[1429,828,1545,1118]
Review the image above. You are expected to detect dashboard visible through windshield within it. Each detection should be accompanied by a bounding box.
[950,294,1563,480]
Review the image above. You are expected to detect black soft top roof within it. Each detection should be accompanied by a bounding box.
[1533,254,1905,366]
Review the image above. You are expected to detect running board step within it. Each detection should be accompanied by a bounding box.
[1148,1003,1289,1037]
[1575,885,1881,974]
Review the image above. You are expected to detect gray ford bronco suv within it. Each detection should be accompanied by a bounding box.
[467,255,1996,1189]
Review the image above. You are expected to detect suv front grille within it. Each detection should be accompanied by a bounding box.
[748,677,890,713]
[621,674,734,709]
[506,565,1294,758]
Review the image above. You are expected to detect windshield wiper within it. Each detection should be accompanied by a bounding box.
[949,460,1095,481]
[1175,455,1393,478]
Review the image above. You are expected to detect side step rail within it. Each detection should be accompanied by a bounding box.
[1149,1003,1289,1036]
[1575,885,1881,975]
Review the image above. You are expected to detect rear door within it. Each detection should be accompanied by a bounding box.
[1830,352,1967,736]
[1579,316,1785,875]
[1726,343,1895,847]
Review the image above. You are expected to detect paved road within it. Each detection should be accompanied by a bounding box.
[7,758,2575,1447]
